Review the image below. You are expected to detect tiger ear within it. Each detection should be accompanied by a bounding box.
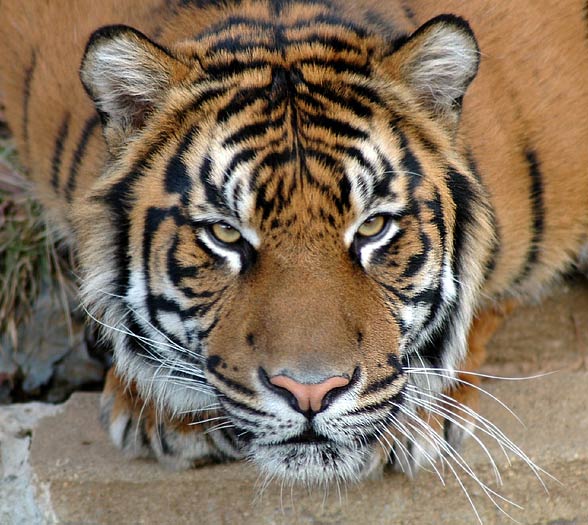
[382,15,479,130]
[80,25,189,148]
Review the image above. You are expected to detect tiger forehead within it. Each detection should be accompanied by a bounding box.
[184,0,390,70]
[156,5,418,236]
[181,66,407,237]
[177,61,407,228]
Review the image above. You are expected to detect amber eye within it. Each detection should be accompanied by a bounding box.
[356,215,388,238]
[210,222,242,244]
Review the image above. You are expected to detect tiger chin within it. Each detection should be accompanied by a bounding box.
[1,0,587,491]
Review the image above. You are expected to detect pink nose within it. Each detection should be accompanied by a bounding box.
[269,375,351,412]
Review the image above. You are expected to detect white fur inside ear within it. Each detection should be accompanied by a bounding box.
[81,28,178,129]
[403,20,479,118]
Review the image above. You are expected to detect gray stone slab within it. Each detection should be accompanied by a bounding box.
[0,402,63,525]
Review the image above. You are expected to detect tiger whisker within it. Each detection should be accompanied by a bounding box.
[392,409,489,505]
[397,412,489,524]
[372,429,398,471]
[177,404,222,415]
[407,384,555,488]
[253,469,279,505]
[415,353,433,394]
[405,366,557,383]
[406,384,512,464]
[81,303,209,385]
[397,404,524,522]
[83,284,206,361]
[204,422,236,434]
[188,414,230,426]
[403,392,504,485]
[406,368,525,425]
[385,415,446,482]
[381,420,445,482]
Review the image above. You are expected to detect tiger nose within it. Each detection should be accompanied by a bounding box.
[268,374,351,413]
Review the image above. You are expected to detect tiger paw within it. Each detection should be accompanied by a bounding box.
[100,369,229,469]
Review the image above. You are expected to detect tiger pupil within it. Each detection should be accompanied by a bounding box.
[211,223,242,244]
[357,215,387,238]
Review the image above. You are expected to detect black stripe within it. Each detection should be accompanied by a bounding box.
[398,131,423,194]
[65,114,100,202]
[143,207,170,280]
[402,231,431,278]
[289,14,369,39]
[102,173,140,297]
[363,370,403,396]
[186,86,226,113]
[301,80,373,119]
[287,34,364,55]
[195,17,276,41]
[207,40,276,55]
[223,120,272,147]
[168,234,197,288]
[270,0,334,15]
[400,1,418,25]
[583,0,588,40]
[249,147,293,187]
[207,356,256,396]
[467,151,500,282]
[165,128,196,203]
[22,50,37,162]
[513,148,544,285]
[303,113,368,141]
[425,190,446,253]
[446,167,476,278]
[158,423,173,455]
[412,307,455,369]
[51,113,71,191]
[204,58,272,78]
[121,417,133,449]
[198,155,224,211]
[297,57,370,76]
[371,157,397,199]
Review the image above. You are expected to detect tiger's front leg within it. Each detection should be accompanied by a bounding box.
[100,369,233,469]
[388,302,516,476]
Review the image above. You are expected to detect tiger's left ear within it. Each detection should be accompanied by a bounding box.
[80,25,190,150]
[382,15,480,130]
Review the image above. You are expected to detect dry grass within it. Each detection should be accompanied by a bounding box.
[0,104,99,402]
[0,127,68,347]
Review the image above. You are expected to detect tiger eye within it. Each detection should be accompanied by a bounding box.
[211,222,242,244]
[357,215,387,238]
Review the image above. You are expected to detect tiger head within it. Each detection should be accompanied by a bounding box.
[76,3,494,484]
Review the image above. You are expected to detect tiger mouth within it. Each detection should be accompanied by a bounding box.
[244,433,379,485]
[237,424,379,450]
[273,427,331,446]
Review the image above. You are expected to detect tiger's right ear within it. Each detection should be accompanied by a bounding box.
[381,15,479,131]
[80,25,189,148]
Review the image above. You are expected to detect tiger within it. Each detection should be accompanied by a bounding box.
[0,0,587,490]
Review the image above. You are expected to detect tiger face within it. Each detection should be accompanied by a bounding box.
[76,4,494,484]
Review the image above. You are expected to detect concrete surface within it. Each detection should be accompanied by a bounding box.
[0,402,63,525]
[1,278,587,524]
